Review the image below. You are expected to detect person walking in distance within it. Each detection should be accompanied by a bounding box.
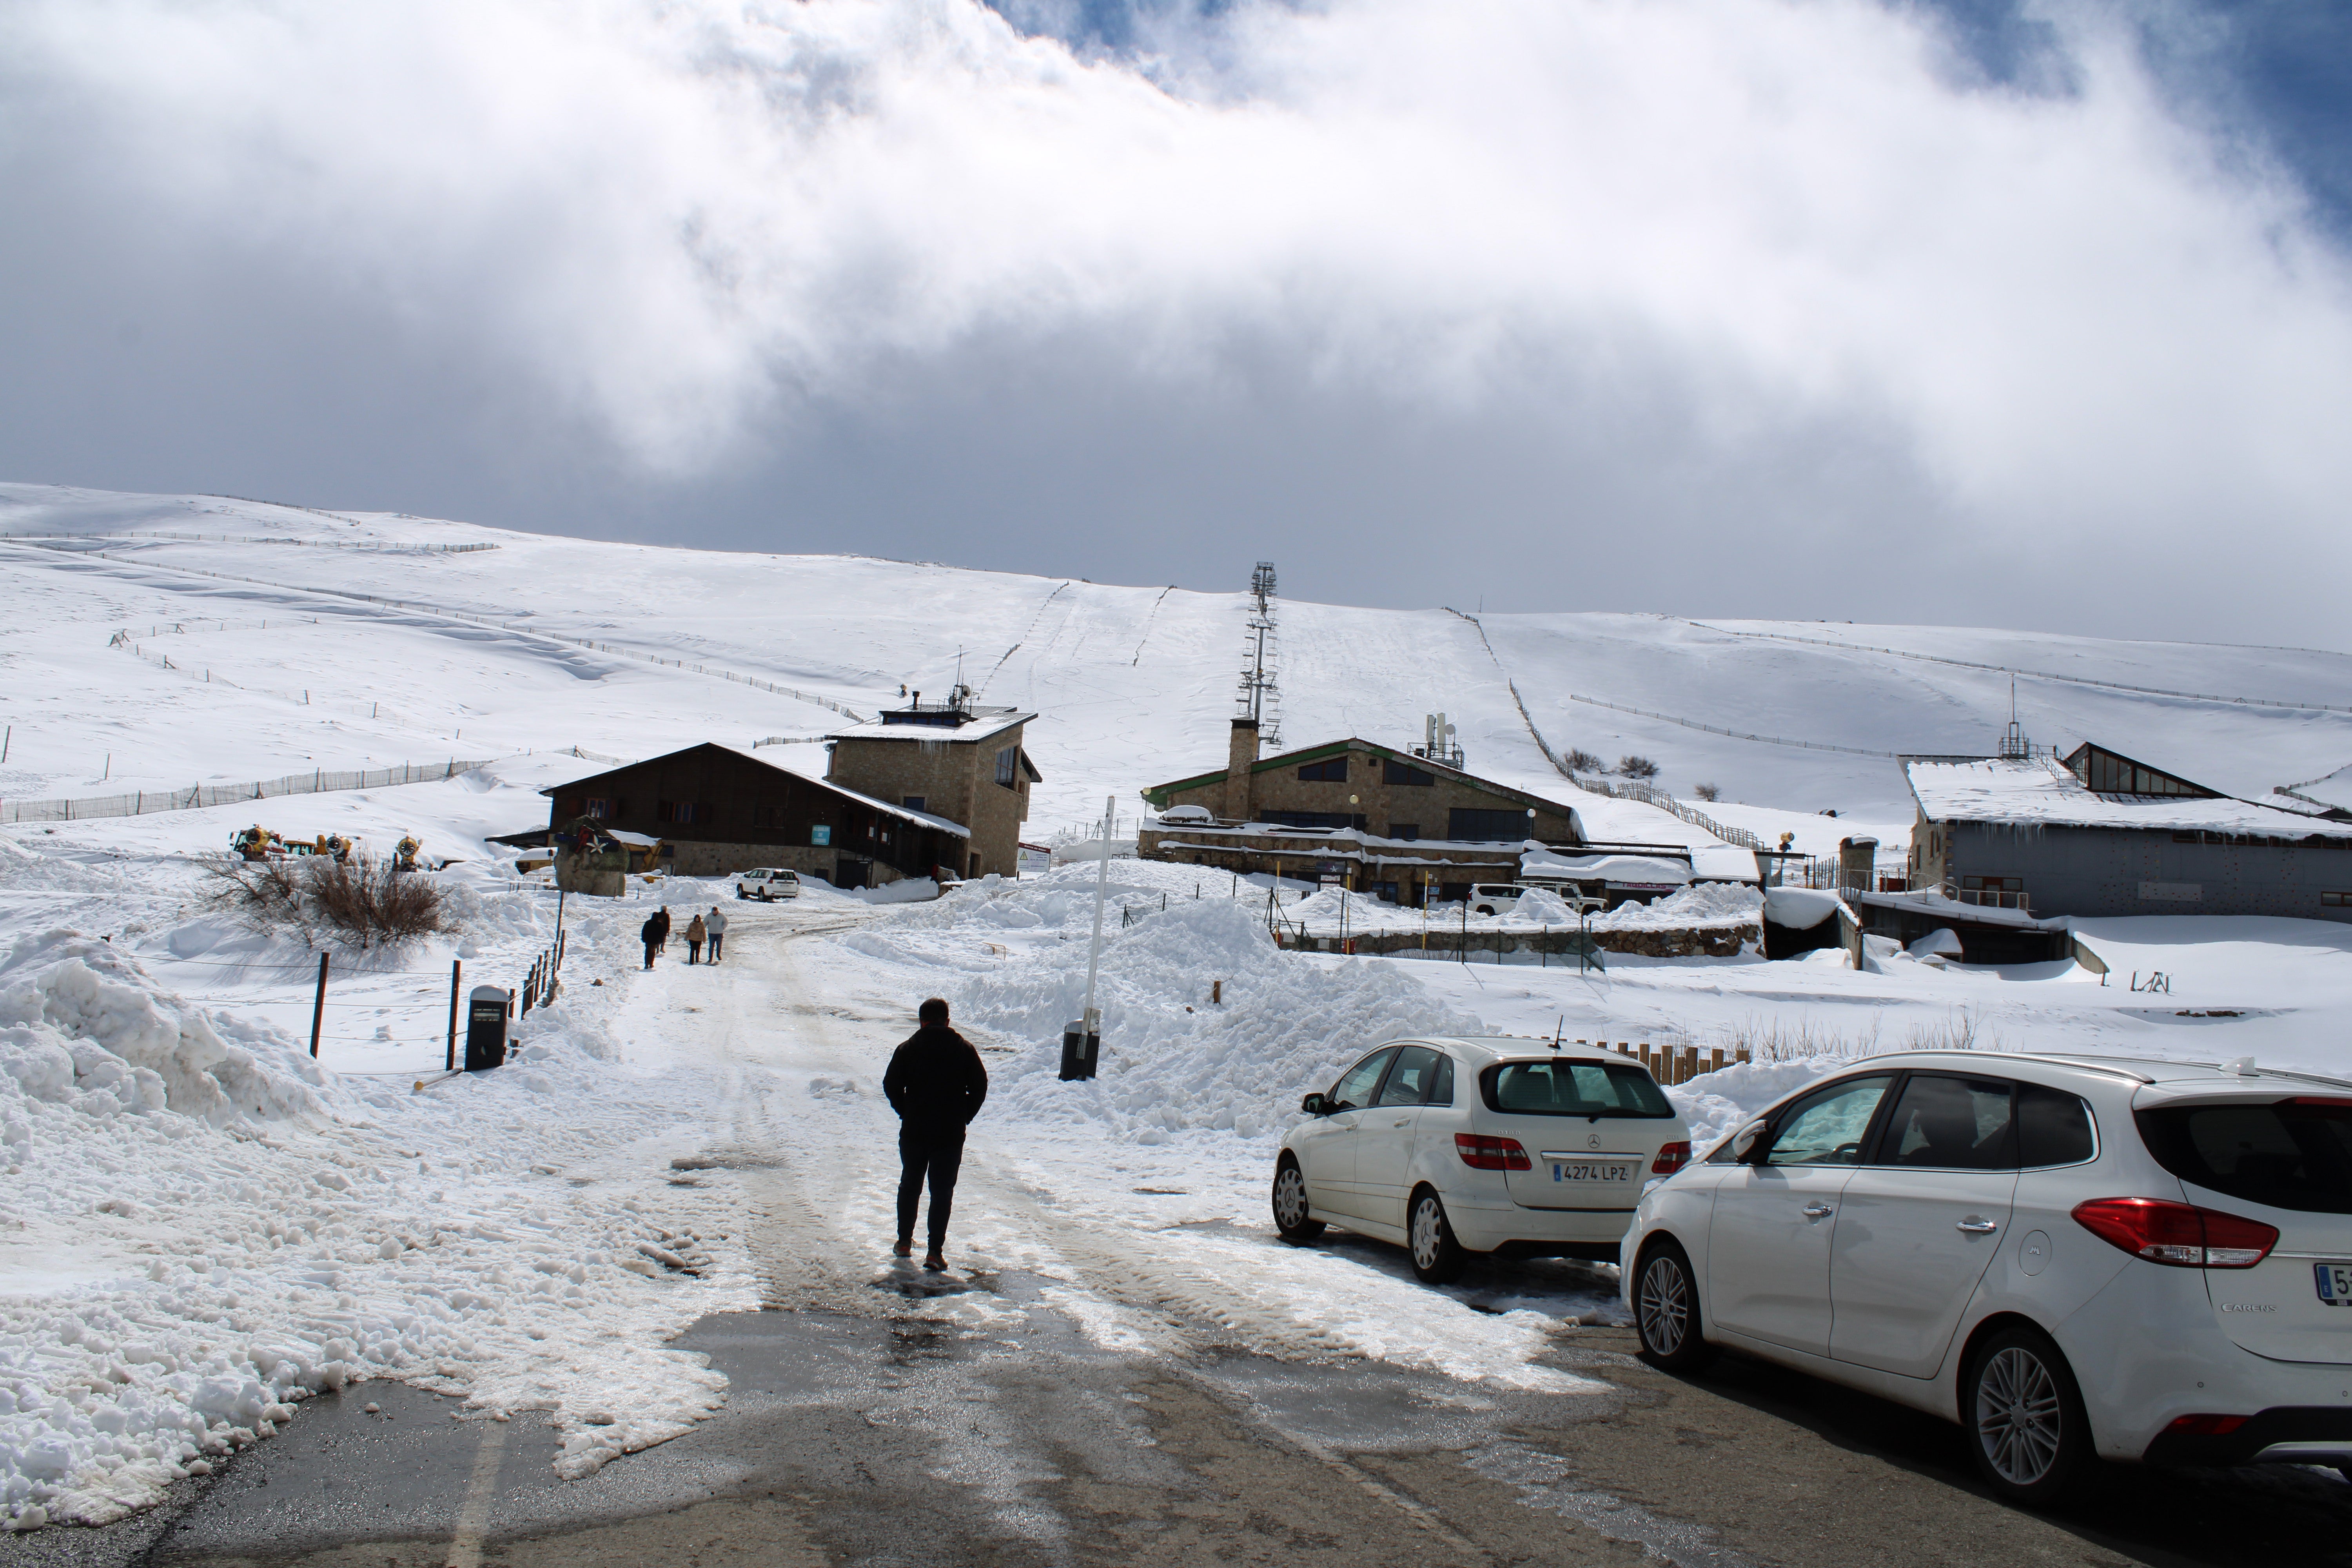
[651,904,672,955]
[882,997,987,1271]
[639,911,662,969]
[705,905,727,963]
[684,911,708,965]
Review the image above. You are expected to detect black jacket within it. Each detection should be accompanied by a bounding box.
[882,1025,988,1131]
[640,915,662,945]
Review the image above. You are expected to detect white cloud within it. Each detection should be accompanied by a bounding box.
[5,0,2350,621]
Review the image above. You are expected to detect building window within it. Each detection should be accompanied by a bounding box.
[2324,891,2350,907]
[904,795,926,812]
[1383,760,1435,786]
[1298,758,1347,782]
[584,797,611,819]
[995,746,1018,788]
[1962,875,2024,893]
[656,800,705,825]
[1448,807,1533,842]
[1389,823,1420,841]
[1261,810,1367,831]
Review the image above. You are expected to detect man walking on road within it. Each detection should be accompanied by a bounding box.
[639,911,662,969]
[881,997,987,1271]
[705,905,727,962]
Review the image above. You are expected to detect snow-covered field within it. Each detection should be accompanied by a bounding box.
[4,481,2351,1534]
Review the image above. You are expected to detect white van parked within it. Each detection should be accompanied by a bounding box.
[1468,884,1526,916]
[735,868,801,901]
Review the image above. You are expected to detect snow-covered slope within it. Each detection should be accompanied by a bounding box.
[5,482,2350,860]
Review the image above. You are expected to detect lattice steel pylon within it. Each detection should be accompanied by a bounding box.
[1238,560,1281,749]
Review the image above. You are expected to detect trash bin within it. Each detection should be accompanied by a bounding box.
[1058,1019,1098,1082]
[465,985,510,1071]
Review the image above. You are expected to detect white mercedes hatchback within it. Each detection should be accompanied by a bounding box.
[1621,1051,2352,1504]
[1272,1037,1692,1284]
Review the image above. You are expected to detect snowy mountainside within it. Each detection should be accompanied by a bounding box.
[4,482,2349,857]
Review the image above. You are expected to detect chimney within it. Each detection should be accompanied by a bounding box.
[1226,719,1260,822]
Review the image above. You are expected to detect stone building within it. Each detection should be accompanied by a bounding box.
[541,742,970,887]
[1902,741,2352,921]
[822,697,1041,880]
[1138,721,1586,902]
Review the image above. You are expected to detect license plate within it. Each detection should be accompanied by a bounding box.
[1551,1161,1634,1185]
[2317,1263,2352,1306]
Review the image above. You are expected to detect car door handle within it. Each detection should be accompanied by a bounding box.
[1393,1118,1413,1127]
[1956,1217,2000,1234]
[1802,1203,1835,1219]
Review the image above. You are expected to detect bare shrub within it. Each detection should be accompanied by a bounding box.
[205,855,451,949]
[1618,755,1659,780]
[1564,748,1605,774]
[205,858,312,941]
[1721,1013,1884,1062]
[1692,782,1720,802]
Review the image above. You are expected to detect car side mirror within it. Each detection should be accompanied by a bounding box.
[1301,1093,1328,1116]
[1731,1122,1769,1163]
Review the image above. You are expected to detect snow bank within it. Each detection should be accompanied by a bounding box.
[1590,882,1761,930]
[942,899,1480,1144]
[0,923,740,1532]
[1663,1057,1847,1152]
[1762,887,1847,931]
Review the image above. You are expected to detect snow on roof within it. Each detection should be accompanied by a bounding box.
[828,708,1033,744]
[1904,756,2352,841]
[600,828,662,847]
[1519,849,1692,885]
[1689,845,1762,882]
[706,744,972,837]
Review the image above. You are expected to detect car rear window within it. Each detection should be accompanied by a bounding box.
[1482,1059,1673,1118]
[2135,1099,2352,1215]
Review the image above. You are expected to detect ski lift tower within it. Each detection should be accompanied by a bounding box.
[1239,561,1282,750]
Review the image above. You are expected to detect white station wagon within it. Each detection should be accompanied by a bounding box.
[1623,1051,2352,1504]
[1273,1037,1692,1283]
[735,867,801,901]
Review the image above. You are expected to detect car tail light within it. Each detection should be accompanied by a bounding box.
[1455,1134,1532,1171]
[1651,1141,1691,1175]
[2071,1198,2279,1269]
[2161,1413,2250,1437]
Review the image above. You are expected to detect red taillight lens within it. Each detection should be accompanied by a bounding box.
[2071,1198,2279,1269]
[2161,1413,2250,1437]
[1455,1133,1532,1171]
[1651,1141,1691,1175]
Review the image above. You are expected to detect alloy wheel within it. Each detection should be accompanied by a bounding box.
[1638,1255,1689,1357]
[1977,1345,2063,1487]
[1274,1167,1308,1230]
[1412,1196,1443,1270]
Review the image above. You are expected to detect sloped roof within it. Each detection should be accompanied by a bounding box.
[827,708,1033,745]
[1904,755,2352,841]
[1145,736,1572,817]
[540,741,970,838]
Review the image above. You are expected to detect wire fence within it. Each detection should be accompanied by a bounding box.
[0,757,500,824]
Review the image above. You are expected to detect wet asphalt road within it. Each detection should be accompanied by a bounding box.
[6,1254,2351,1568]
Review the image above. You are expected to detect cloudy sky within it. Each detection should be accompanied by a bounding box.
[4,0,2348,644]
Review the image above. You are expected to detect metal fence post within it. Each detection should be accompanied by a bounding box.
[309,952,330,1058]
[446,959,461,1071]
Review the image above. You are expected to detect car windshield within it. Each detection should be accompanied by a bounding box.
[1483,1059,1673,1118]
[2136,1098,2352,1214]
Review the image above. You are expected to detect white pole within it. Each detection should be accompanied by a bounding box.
[1081,795,1114,1034]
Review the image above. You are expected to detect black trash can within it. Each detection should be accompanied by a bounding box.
[1058,1020,1098,1081]
[465,985,510,1071]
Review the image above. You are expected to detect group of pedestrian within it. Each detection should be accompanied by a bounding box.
[639,903,730,968]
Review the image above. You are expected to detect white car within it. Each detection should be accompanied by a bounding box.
[1468,884,1526,916]
[1272,1037,1692,1284]
[735,867,801,901]
[1621,1051,2352,1504]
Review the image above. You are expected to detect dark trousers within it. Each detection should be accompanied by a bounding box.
[642,940,658,968]
[708,933,724,960]
[687,940,702,963]
[897,1125,965,1250]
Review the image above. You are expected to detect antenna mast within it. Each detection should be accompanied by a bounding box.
[1238,561,1282,749]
